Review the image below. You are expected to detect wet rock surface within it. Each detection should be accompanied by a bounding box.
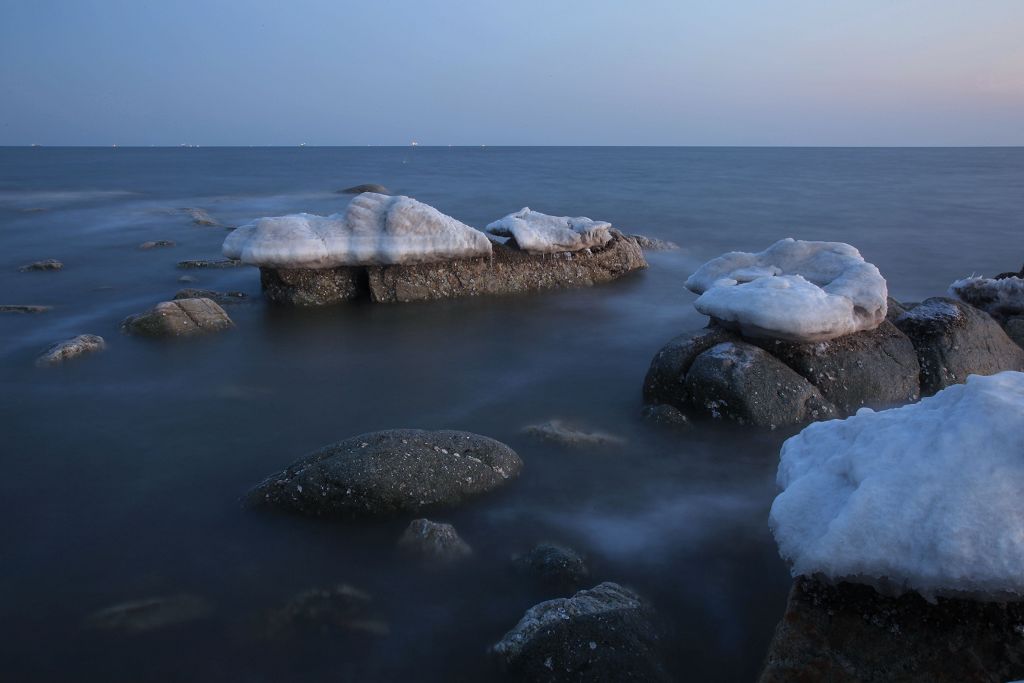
[0,304,52,313]
[1006,317,1024,350]
[139,240,176,250]
[36,334,106,366]
[178,207,221,226]
[173,288,248,304]
[759,577,1024,683]
[642,325,740,409]
[18,259,63,272]
[640,403,691,428]
[177,258,246,269]
[121,298,234,338]
[491,582,669,682]
[245,429,523,518]
[258,232,646,306]
[512,543,590,593]
[521,420,623,448]
[894,297,1024,395]
[397,519,473,564]
[265,584,388,638]
[338,183,390,195]
[630,234,679,251]
[84,594,212,634]
[684,341,837,428]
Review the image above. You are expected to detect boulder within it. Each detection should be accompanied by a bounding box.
[894,297,1024,395]
[521,420,623,448]
[177,258,246,269]
[491,582,669,682]
[759,577,1024,683]
[642,326,740,408]
[178,207,220,226]
[265,584,388,638]
[640,403,691,429]
[630,234,679,251]
[36,334,106,366]
[245,429,523,518]
[260,266,366,307]
[138,240,176,250]
[173,288,247,305]
[949,275,1024,321]
[0,305,52,314]
[512,543,590,592]
[884,296,908,323]
[18,259,63,272]
[397,519,472,564]
[684,341,837,428]
[121,298,234,338]
[747,320,920,416]
[1006,317,1024,350]
[85,594,212,634]
[338,183,390,195]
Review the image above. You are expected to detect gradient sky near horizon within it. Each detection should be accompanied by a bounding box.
[1,0,1022,146]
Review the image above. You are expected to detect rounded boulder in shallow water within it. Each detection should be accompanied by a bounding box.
[245,429,523,518]
[397,518,473,564]
[121,298,234,338]
[684,341,837,428]
[491,582,670,682]
[338,183,390,195]
[642,325,740,408]
[36,334,106,366]
[512,543,590,592]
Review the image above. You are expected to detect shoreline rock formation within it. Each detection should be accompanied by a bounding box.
[121,298,234,338]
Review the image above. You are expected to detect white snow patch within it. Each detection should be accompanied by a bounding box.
[949,275,1024,319]
[222,193,491,268]
[769,371,1024,601]
[485,207,612,254]
[685,238,888,342]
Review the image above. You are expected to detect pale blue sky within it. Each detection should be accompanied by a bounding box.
[1,0,1022,145]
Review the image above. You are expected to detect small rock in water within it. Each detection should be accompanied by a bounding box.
[640,403,691,429]
[177,258,245,269]
[18,259,63,272]
[138,240,176,250]
[0,304,52,314]
[512,543,590,592]
[121,298,234,338]
[338,183,390,195]
[178,275,197,283]
[177,207,221,226]
[174,288,247,304]
[36,334,106,366]
[397,519,473,564]
[84,594,212,634]
[521,420,624,448]
[630,234,679,251]
[265,584,389,638]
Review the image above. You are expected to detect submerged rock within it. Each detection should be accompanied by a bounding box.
[491,582,669,682]
[684,341,837,428]
[36,334,106,366]
[0,304,52,314]
[178,207,220,226]
[173,288,247,304]
[640,403,690,429]
[338,183,390,195]
[85,594,212,634]
[759,577,1024,683]
[177,258,246,269]
[512,543,590,592]
[266,584,388,638]
[121,298,234,338]
[521,420,623,448]
[245,429,523,518]
[894,297,1024,395]
[18,259,63,272]
[260,230,646,305]
[397,519,473,564]
[138,240,176,250]
[630,234,679,251]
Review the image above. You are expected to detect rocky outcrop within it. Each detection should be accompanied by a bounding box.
[643,326,739,408]
[684,342,837,428]
[338,183,390,195]
[18,259,63,272]
[521,420,623,448]
[512,543,590,593]
[121,298,234,338]
[491,582,669,682]
[640,403,690,428]
[258,232,647,306]
[894,297,1024,395]
[177,258,246,269]
[245,429,523,518]
[759,577,1024,683]
[36,334,106,366]
[397,519,472,564]
[0,305,52,313]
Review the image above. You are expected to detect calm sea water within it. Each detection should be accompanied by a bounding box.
[1,147,1022,682]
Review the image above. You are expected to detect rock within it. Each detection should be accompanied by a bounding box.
[894,297,1024,395]
[178,207,220,226]
[996,265,1024,280]
[85,594,212,634]
[18,259,63,272]
[36,334,106,366]
[521,420,623,448]
[173,288,247,305]
[884,296,908,323]
[138,240,175,250]
[260,231,647,306]
[486,208,613,254]
[338,183,390,195]
[1006,317,1024,350]
[512,543,590,592]
[0,304,52,314]
[684,342,837,428]
[178,275,197,283]
[640,403,690,429]
[949,275,1024,322]
[491,582,669,682]
[121,298,234,338]
[177,258,246,269]
[245,429,523,518]
[397,519,473,564]
[265,584,388,638]
[642,325,739,408]
[758,577,1024,683]
[745,320,920,416]
[630,234,679,251]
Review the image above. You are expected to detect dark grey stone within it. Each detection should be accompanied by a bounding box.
[121,298,234,338]
[36,334,106,366]
[642,326,739,408]
[397,518,473,564]
[18,259,63,272]
[512,543,590,592]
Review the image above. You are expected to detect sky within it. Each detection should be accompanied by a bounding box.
[1,0,1022,146]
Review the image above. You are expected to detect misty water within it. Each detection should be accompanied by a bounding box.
[2,147,1022,682]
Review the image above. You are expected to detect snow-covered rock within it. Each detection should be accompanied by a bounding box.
[223,193,492,268]
[769,371,1024,600]
[486,208,613,254]
[949,275,1024,321]
[685,239,888,342]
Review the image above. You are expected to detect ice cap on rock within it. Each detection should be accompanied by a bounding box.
[485,208,613,254]
[685,238,888,342]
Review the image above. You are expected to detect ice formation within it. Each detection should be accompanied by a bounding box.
[222,193,492,268]
[949,275,1024,320]
[485,208,613,254]
[684,238,888,342]
[769,371,1024,600]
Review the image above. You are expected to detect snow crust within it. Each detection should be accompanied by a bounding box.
[770,371,1024,600]
[485,208,612,254]
[949,276,1024,320]
[685,238,888,342]
[222,193,491,268]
